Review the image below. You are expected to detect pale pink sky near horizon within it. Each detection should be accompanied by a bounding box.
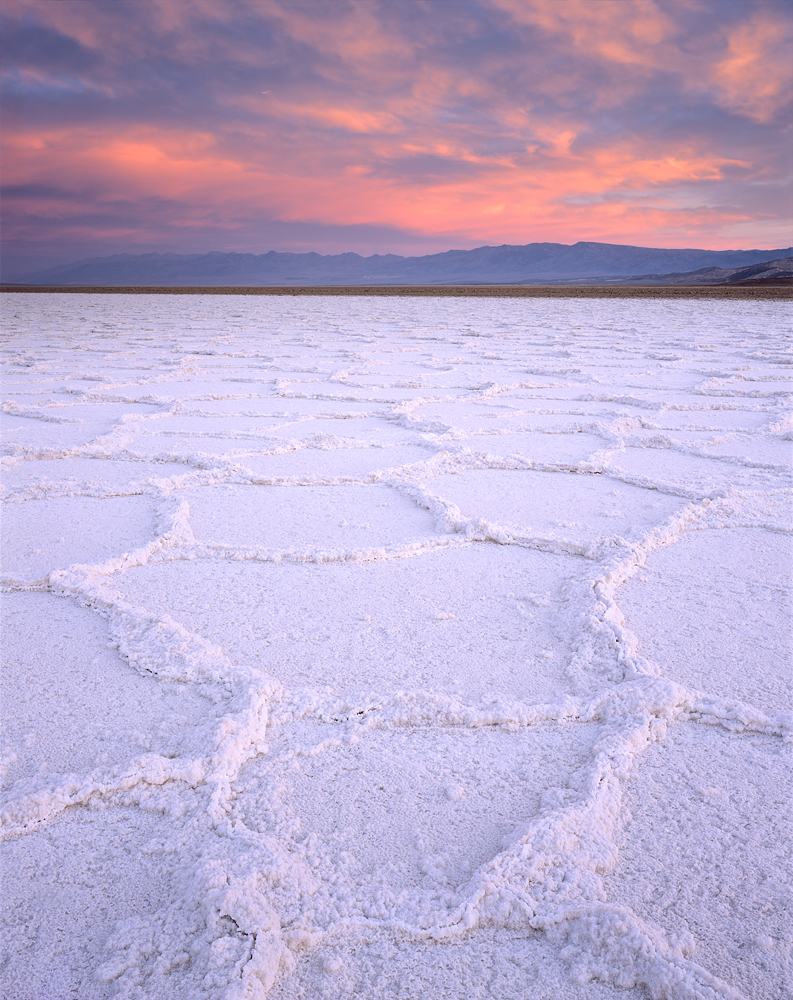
[2,0,791,273]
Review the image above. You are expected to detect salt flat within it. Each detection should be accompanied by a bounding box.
[1,293,790,1000]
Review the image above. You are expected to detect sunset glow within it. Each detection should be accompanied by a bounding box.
[2,0,791,274]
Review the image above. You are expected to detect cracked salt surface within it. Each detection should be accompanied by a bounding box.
[0,293,790,1000]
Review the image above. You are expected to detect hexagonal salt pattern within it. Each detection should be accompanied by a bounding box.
[235,720,600,928]
[2,293,789,1000]
[116,543,577,705]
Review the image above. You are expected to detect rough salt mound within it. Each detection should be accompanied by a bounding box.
[1,292,790,1000]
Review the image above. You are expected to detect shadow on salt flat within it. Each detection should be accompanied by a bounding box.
[0,806,184,1000]
[117,544,576,703]
[427,468,683,544]
[237,721,597,924]
[269,927,645,1000]
[619,527,793,714]
[0,593,209,789]
[184,483,438,550]
[1,495,156,579]
[605,723,792,1000]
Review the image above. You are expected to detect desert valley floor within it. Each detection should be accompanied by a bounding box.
[0,293,790,1000]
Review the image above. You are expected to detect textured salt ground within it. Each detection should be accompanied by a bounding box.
[1,457,194,497]
[0,592,209,788]
[0,413,107,450]
[267,928,645,1000]
[636,411,775,432]
[117,544,573,704]
[1,293,790,1000]
[424,468,685,547]
[605,724,792,1000]
[0,807,181,1000]
[1,495,155,579]
[237,444,433,479]
[620,527,793,714]
[182,482,439,550]
[605,447,777,495]
[695,437,793,466]
[463,431,605,464]
[183,399,380,416]
[234,720,600,923]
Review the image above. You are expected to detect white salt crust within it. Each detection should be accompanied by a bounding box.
[0,293,790,1000]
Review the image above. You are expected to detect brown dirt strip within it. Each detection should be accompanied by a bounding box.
[1,283,791,299]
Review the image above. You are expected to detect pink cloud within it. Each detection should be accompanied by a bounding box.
[2,0,790,265]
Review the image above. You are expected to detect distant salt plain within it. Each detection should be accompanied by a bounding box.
[0,293,790,1000]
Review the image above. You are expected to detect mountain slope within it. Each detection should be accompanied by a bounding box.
[582,256,793,286]
[10,242,793,286]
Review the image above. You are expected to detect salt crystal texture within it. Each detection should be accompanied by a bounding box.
[0,293,790,1000]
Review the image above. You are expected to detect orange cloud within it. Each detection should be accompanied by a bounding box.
[494,0,677,67]
[709,13,793,122]
[2,0,789,263]
[0,110,773,251]
[492,0,792,124]
[3,128,251,199]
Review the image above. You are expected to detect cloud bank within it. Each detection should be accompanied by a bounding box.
[2,0,791,272]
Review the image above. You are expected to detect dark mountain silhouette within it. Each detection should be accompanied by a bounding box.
[9,242,793,286]
[569,256,793,286]
[722,257,793,283]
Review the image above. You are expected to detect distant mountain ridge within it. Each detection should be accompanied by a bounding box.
[9,241,793,286]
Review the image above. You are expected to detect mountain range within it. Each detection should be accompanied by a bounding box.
[558,256,793,286]
[7,241,793,286]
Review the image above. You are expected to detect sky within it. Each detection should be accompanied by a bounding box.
[2,0,792,274]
